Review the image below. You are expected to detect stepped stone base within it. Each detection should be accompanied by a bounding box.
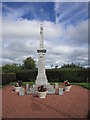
[44,84,55,94]
[26,84,55,95]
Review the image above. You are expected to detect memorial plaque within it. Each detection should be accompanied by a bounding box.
[19,88,25,96]
[59,88,63,95]
[55,83,58,89]
[26,84,29,91]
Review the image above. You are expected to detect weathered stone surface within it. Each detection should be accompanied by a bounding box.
[55,83,58,89]
[59,88,63,95]
[36,52,48,85]
[26,87,37,95]
[36,24,48,86]
[35,24,55,94]
[45,84,55,94]
[26,84,30,90]
[19,88,25,96]
[26,84,55,95]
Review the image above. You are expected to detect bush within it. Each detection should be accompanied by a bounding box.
[15,80,23,87]
[46,69,62,82]
[16,70,37,82]
[1,73,16,85]
[16,68,89,83]
[59,68,88,82]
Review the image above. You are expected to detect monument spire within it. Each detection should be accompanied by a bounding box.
[40,24,44,48]
[25,24,55,95]
[35,24,55,94]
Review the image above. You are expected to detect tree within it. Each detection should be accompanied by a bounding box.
[2,57,36,73]
[55,65,58,69]
[23,57,36,69]
[0,66,2,73]
[2,64,23,73]
[61,63,82,69]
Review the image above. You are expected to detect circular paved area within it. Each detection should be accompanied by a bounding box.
[2,85,88,119]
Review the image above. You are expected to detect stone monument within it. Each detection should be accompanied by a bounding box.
[35,24,55,94]
[36,24,48,85]
[27,24,55,95]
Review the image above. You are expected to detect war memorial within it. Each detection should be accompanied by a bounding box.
[26,24,55,95]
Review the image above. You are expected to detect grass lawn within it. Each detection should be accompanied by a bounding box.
[9,82,90,90]
[71,82,90,89]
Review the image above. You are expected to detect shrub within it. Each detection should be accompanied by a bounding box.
[46,69,62,82]
[59,68,88,82]
[16,68,88,83]
[16,70,37,82]
[1,73,16,85]
[14,80,23,87]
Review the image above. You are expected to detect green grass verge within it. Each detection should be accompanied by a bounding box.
[9,82,90,90]
[9,82,35,86]
[71,82,90,89]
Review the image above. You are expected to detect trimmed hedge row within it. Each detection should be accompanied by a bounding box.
[47,69,88,82]
[1,73,16,85]
[16,69,88,82]
[16,70,37,82]
[1,69,88,85]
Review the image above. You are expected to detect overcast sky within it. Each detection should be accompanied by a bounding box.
[1,2,88,68]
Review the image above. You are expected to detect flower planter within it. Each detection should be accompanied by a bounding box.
[37,91,48,98]
[14,87,21,92]
[63,85,71,91]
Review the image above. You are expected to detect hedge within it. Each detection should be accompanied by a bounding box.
[16,70,37,82]
[1,73,16,85]
[58,69,88,82]
[1,68,88,85]
[47,69,88,82]
[16,68,88,83]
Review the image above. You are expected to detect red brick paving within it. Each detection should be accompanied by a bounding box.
[0,88,2,119]
[2,85,88,118]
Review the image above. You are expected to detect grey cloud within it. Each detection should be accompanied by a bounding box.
[2,19,88,67]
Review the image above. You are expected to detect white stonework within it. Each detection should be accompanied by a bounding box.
[36,24,49,85]
[36,53,48,85]
[26,24,55,94]
[35,24,55,94]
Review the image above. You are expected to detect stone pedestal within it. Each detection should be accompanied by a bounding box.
[27,84,55,95]
[35,49,48,86]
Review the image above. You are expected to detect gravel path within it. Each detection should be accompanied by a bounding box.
[2,85,88,119]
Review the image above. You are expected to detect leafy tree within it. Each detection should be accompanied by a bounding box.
[23,57,36,69]
[2,57,36,73]
[55,65,58,69]
[2,64,23,73]
[61,63,82,69]
[0,67,2,73]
